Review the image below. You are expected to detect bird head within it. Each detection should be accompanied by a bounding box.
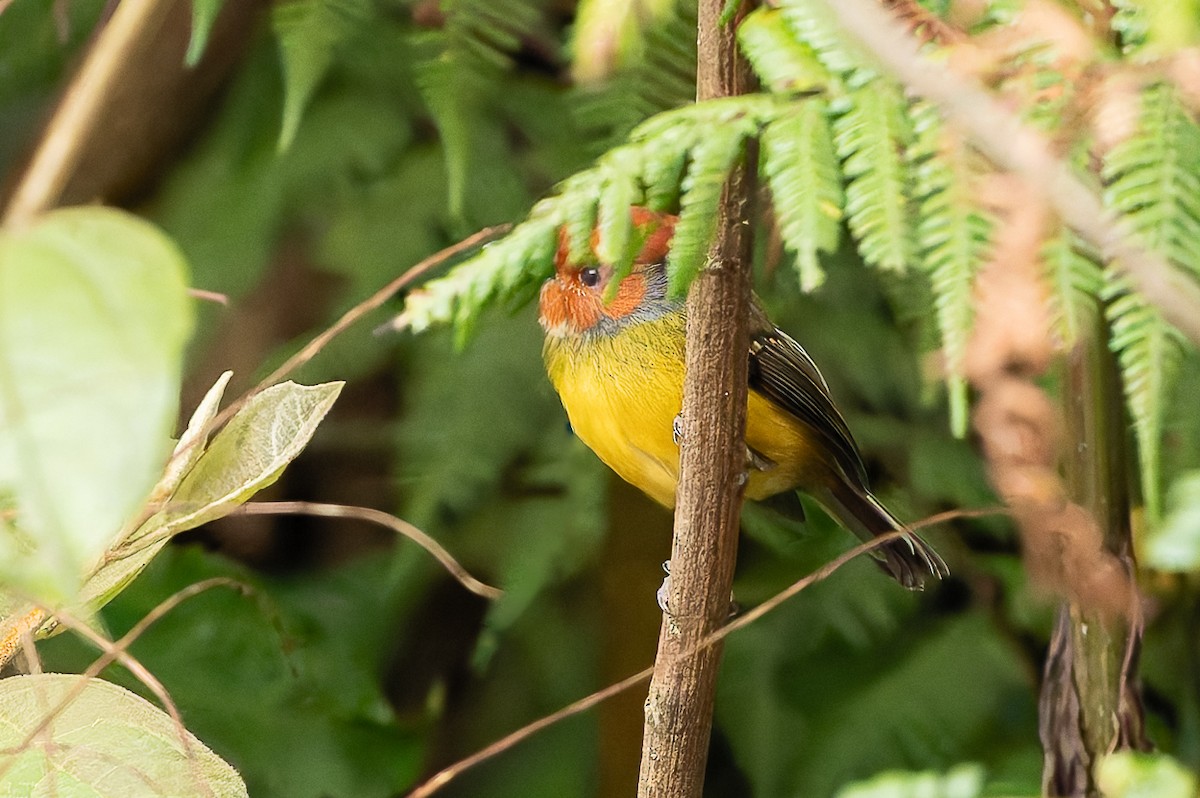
[539,208,679,339]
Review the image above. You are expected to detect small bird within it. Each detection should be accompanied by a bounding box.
[538,208,947,589]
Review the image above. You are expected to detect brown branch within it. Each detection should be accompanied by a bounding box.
[2,0,177,226]
[235,501,502,600]
[635,2,756,795]
[817,0,1200,346]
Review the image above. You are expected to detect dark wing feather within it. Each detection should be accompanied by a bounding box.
[747,326,870,486]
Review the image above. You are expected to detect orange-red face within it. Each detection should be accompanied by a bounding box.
[539,208,677,338]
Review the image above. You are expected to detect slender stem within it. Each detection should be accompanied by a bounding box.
[1040,312,1147,797]
[3,0,176,226]
[635,2,756,795]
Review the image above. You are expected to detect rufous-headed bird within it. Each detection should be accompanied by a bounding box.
[538,208,948,589]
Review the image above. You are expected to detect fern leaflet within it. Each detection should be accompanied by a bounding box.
[762,98,843,292]
[272,0,372,151]
[1102,82,1200,520]
[834,83,915,274]
[737,7,832,95]
[1042,228,1103,350]
[910,105,991,437]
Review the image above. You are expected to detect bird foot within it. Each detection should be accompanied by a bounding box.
[656,560,672,612]
[672,414,684,446]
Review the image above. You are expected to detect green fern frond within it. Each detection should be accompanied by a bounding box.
[1103,84,1200,273]
[642,136,689,212]
[761,99,843,292]
[910,105,991,437]
[776,0,877,87]
[1106,289,1183,522]
[272,0,372,151]
[667,122,753,297]
[1102,81,1200,520]
[416,0,547,221]
[595,153,643,273]
[1042,228,1103,349]
[570,0,697,147]
[398,96,788,335]
[737,7,833,95]
[834,83,916,274]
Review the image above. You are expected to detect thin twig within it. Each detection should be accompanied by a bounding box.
[249,224,511,397]
[236,501,502,600]
[125,224,511,536]
[187,287,230,305]
[818,0,1200,345]
[3,0,176,225]
[407,506,1003,797]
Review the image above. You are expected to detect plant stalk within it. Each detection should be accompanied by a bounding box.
[634,1,756,795]
[1040,310,1148,796]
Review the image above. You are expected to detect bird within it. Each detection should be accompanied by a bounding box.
[538,207,948,589]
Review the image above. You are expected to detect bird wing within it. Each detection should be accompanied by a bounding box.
[747,325,871,486]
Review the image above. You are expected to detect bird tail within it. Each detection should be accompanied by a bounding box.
[816,482,949,590]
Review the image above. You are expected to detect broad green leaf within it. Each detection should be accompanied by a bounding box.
[41,547,426,798]
[1098,751,1197,798]
[0,207,193,598]
[186,0,227,66]
[0,372,234,658]
[0,673,247,797]
[75,380,343,613]
[835,764,985,798]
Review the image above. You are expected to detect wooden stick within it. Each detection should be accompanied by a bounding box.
[635,1,756,794]
[3,0,176,226]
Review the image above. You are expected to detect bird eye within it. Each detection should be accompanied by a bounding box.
[579,267,601,288]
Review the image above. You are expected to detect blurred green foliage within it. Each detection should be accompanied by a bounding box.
[3,0,1200,796]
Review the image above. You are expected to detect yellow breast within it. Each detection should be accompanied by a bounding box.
[545,314,687,506]
[544,313,822,508]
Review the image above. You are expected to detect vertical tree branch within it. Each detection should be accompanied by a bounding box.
[636,1,756,795]
[1040,312,1148,797]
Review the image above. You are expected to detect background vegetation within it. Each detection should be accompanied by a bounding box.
[3,0,1200,796]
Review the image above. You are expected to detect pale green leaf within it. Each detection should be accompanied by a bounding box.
[0,673,247,798]
[74,380,343,613]
[0,207,193,599]
[0,372,232,649]
[836,764,986,798]
[1098,751,1197,798]
[141,370,234,515]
